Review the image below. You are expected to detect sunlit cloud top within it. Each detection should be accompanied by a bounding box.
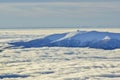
[0,0,120,28]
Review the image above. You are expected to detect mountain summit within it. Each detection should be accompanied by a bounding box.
[10,31,120,50]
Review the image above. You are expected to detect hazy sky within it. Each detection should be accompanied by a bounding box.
[0,0,120,28]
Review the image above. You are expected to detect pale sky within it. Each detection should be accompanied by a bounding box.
[0,0,120,28]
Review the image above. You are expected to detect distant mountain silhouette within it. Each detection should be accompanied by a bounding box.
[10,31,120,50]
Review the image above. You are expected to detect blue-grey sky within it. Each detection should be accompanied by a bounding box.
[0,0,120,28]
[0,0,120,2]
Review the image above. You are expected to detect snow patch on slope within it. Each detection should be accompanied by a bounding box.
[53,31,86,42]
[103,36,111,40]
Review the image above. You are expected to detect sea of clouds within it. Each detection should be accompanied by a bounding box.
[0,29,120,80]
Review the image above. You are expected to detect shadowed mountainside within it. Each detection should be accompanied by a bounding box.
[9,31,120,50]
